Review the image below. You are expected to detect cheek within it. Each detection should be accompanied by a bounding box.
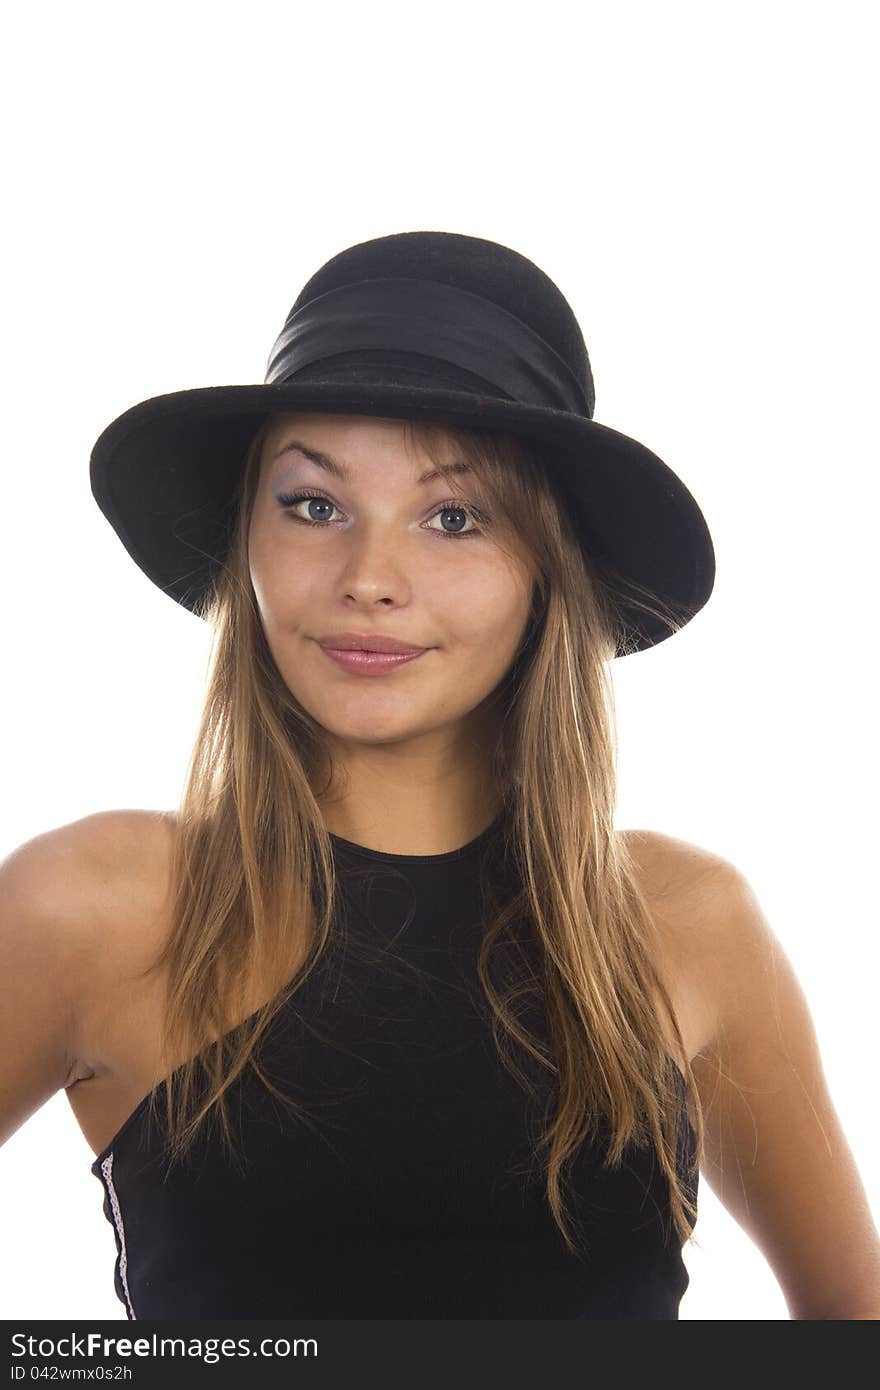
[249,526,320,619]
[440,564,531,646]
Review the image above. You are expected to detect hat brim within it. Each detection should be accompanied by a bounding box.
[89,379,715,655]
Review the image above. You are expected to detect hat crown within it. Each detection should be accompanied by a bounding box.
[280,231,595,416]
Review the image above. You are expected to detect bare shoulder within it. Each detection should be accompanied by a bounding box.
[616,826,747,1064]
[3,808,168,924]
[14,809,177,1070]
[0,809,177,1146]
[617,826,740,934]
[61,806,177,875]
[25,808,176,943]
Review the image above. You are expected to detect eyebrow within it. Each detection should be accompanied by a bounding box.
[270,438,473,487]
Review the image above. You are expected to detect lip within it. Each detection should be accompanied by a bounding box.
[318,646,429,675]
[317,631,428,654]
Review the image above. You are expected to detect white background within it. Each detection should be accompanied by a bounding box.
[2,0,877,1323]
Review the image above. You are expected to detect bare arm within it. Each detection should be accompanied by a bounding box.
[692,861,880,1320]
[0,823,96,1147]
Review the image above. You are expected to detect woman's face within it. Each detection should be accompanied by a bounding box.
[248,412,536,758]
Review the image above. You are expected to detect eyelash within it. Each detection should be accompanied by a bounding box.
[275,489,486,541]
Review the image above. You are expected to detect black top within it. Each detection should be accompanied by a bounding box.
[90,814,698,1319]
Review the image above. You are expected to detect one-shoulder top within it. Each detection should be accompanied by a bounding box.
[90,814,698,1319]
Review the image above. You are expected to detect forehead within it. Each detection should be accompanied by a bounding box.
[260,412,468,486]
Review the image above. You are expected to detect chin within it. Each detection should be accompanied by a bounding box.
[322,704,451,747]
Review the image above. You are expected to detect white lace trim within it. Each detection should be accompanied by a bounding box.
[99,1151,136,1319]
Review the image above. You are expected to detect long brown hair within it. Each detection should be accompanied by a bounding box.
[137,413,704,1256]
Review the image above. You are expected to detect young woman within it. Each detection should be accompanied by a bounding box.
[3,231,878,1320]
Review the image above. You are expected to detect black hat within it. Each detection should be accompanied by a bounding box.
[89,230,715,656]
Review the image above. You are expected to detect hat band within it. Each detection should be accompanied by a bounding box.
[263,276,593,418]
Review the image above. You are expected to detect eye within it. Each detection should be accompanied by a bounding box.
[276,490,340,526]
[275,490,486,540]
[423,500,483,539]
